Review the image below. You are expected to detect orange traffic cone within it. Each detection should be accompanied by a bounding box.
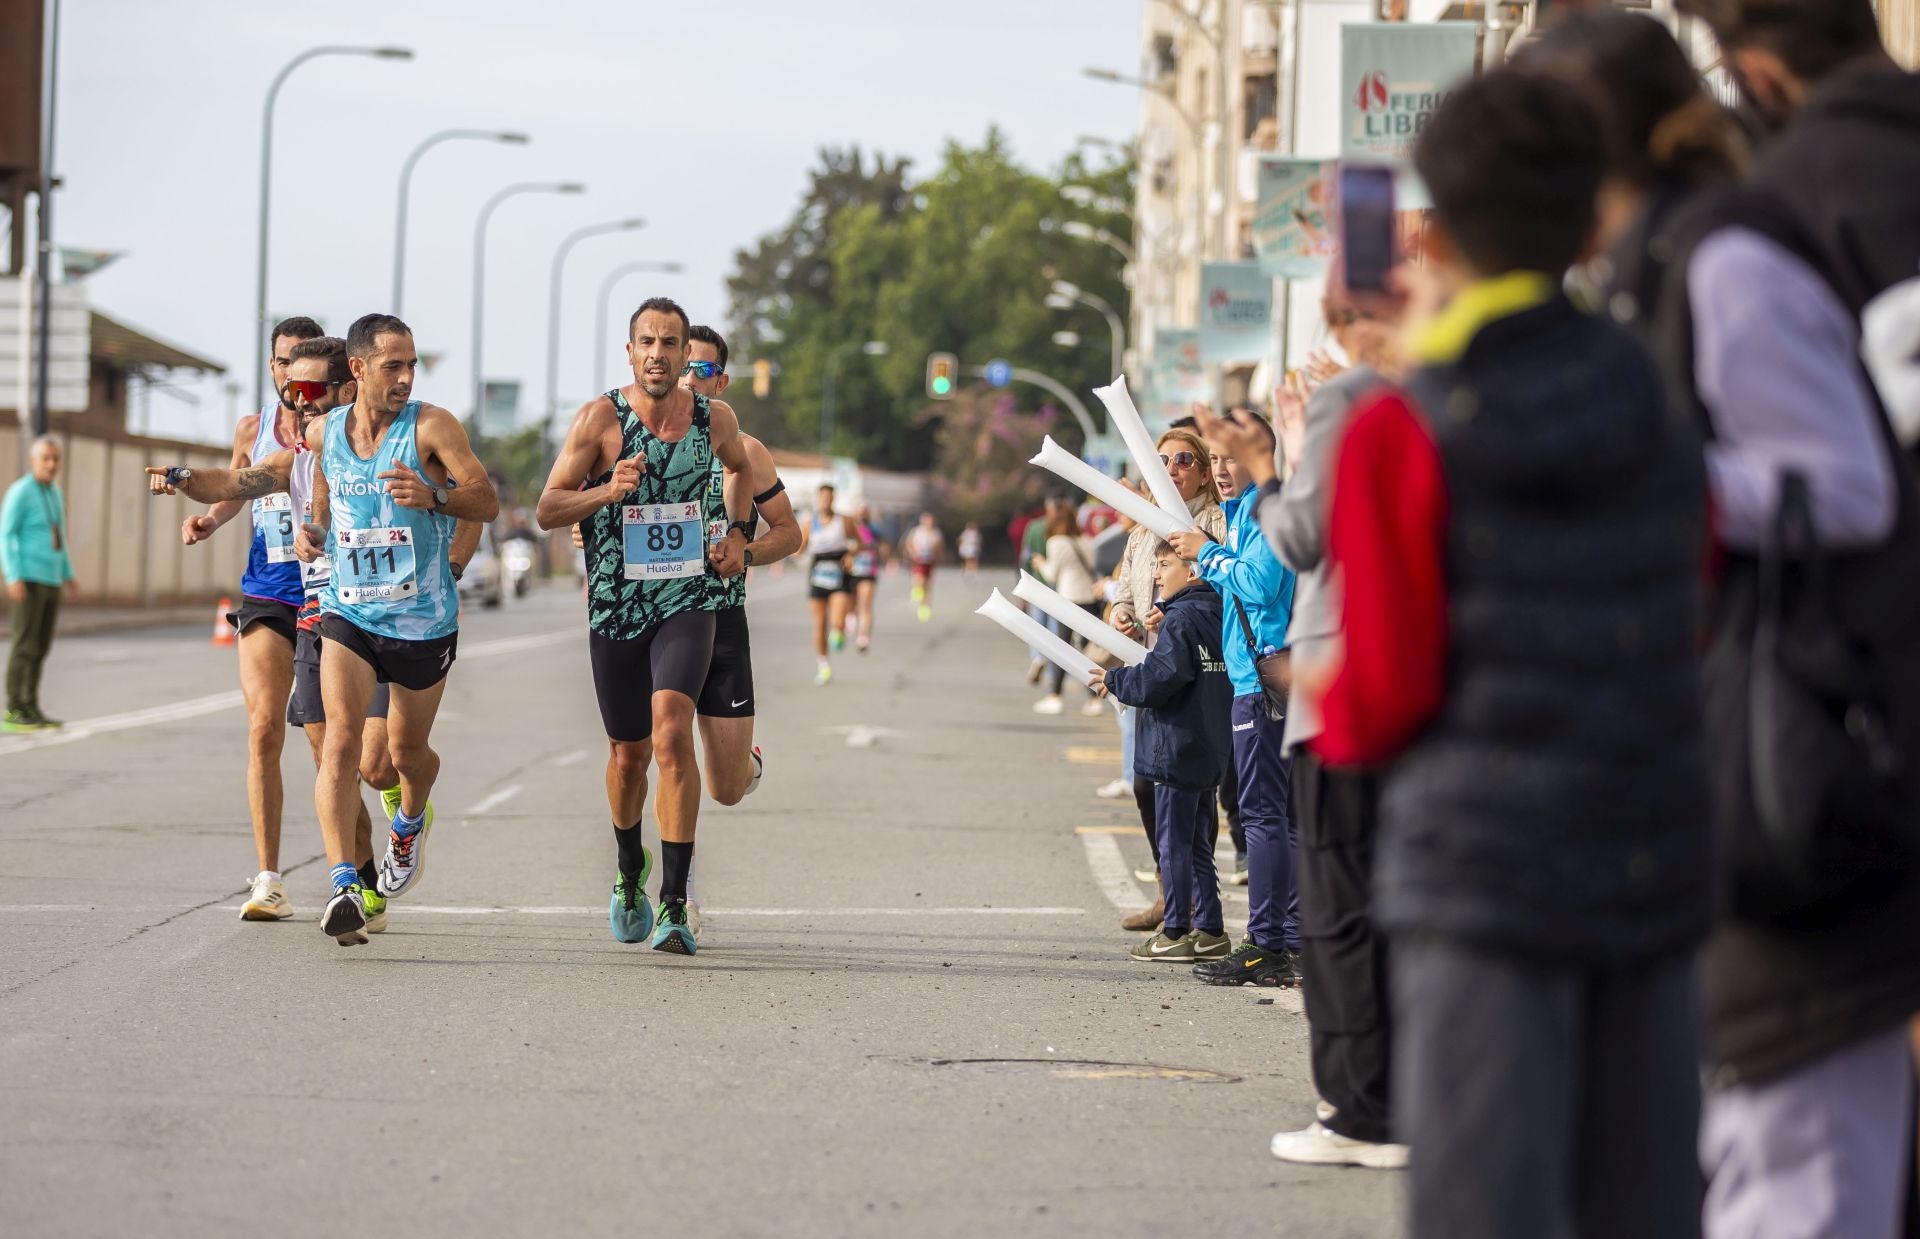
[212,597,236,647]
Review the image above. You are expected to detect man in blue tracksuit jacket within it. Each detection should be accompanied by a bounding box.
[1174,441,1299,987]
[1097,544,1233,962]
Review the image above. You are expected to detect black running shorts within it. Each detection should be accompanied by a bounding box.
[696,605,754,719]
[319,614,458,693]
[228,596,298,645]
[808,554,850,600]
[288,627,389,726]
[589,608,717,742]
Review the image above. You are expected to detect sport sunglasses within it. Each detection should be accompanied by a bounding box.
[683,360,724,380]
[1159,450,1199,468]
[282,379,339,405]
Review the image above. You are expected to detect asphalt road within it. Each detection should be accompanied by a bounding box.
[0,567,1402,1238]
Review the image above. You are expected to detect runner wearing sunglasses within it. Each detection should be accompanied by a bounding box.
[536,298,753,956]
[147,336,482,934]
[149,316,317,921]
[675,324,802,939]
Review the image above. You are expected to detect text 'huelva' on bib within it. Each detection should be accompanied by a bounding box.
[623,500,707,580]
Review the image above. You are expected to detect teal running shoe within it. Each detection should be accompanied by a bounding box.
[651,899,696,955]
[610,848,654,944]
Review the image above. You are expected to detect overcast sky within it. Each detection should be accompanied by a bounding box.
[49,0,1142,443]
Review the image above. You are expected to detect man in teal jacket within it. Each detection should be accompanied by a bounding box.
[2,436,78,731]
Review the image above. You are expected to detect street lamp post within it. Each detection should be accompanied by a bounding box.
[546,218,647,438]
[820,340,888,460]
[1060,219,1135,263]
[255,44,412,411]
[595,260,685,381]
[1084,65,1207,322]
[469,181,583,435]
[393,128,528,315]
[1050,280,1125,383]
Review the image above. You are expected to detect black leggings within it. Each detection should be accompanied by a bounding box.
[1046,600,1105,694]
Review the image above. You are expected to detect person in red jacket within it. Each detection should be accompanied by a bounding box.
[1314,71,1710,1239]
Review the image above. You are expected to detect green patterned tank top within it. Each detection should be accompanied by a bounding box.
[584,390,719,639]
[704,454,746,611]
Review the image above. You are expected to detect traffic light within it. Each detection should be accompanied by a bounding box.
[926,351,957,400]
[752,358,772,399]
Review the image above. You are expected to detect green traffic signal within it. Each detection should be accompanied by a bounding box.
[926,351,958,400]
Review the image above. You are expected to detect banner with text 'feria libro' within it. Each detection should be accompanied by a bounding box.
[1340,23,1478,207]
[1198,261,1273,365]
[1251,157,1334,280]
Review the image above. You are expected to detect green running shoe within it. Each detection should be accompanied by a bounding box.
[361,886,389,934]
[651,899,696,955]
[610,849,654,944]
[380,785,403,821]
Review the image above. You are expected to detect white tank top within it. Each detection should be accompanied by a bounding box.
[810,512,849,557]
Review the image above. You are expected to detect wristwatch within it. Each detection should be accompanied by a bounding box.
[451,561,466,581]
[164,466,193,487]
[432,486,451,510]
[743,547,755,568]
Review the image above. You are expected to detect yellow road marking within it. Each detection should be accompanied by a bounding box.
[1074,825,1145,836]
[1065,747,1123,765]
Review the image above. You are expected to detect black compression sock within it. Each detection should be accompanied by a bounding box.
[357,860,379,889]
[614,822,647,875]
[659,840,694,904]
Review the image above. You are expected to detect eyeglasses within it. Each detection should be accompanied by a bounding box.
[282,379,337,405]
[683,360,723,380]
[1159,451,1199,468]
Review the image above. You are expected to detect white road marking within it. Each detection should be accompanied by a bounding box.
[552,748,593,767]
[1080,833,1152,912]
[0,904,1090,918]
[465,784,523,815]
[0,625,582,760]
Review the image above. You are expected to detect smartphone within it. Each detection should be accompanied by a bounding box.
[1338,163,1396,296]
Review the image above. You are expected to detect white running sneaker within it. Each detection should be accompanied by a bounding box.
[376,808,433,899]
[1081,697,1107,716]
[1032,695,1065,715]
[743,746,764,798]
[1134,867,1159,884]
[814,663,833,686]
[240,872,292,921]
[1095,778,1131,799]
[1269,1122,1408,1170]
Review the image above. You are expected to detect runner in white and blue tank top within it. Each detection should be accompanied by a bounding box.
[239,403,307,619]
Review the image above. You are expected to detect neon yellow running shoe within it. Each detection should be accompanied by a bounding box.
[380,785,403,821]
[361,886,389,934]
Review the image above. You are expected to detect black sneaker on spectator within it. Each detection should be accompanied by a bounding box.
[1194,940,1301,987]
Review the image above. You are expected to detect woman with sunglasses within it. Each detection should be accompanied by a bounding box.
[1107,427,1227,934]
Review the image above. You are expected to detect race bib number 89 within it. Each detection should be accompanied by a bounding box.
[623,502,706,581]
[335,526,417,603]
[256,492,297,563]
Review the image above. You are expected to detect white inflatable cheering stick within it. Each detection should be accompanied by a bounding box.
[1095,374,1190,523]
[1029,437,1193,540]
[977,589,1107,688]
[1012,571,1146,666]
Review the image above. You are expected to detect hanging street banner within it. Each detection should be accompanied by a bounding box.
[1198,261,1274,365]
[1144,327,1210,428]
[1341,22,1478,207]
[1251,157,1335,280]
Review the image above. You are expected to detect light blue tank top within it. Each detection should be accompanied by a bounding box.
[319,402,458,641]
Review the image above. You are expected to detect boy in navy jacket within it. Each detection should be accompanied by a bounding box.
[1092,541,1233,962]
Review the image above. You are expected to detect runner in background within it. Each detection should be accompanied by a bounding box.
[800,484,857,685]
[847,502,880,654]
[958,522,982,579]
[903,511,945,623]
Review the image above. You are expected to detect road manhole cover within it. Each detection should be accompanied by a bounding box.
[924,1058,1239,1083]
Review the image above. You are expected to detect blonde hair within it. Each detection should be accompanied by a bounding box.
[1157,428,1222,506]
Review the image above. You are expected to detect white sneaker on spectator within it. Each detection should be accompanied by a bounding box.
[1081,697,1107,716]
[1032,695,1065,715]
[1317,1099,1336,1123]
[1095,778,1131,799]
[1133,867,1158,884]
[1269,1122,1408,1170]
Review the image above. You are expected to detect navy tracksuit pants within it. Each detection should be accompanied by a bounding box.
[1233,693,1298,951]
